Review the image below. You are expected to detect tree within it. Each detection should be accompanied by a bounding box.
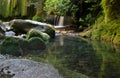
[0,0,29,18]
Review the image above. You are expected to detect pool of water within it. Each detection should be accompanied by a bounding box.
[29,34,120,78]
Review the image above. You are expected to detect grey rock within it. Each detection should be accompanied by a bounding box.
[0,23,5,38]
[9,19,52,34]
[0,59,62,78]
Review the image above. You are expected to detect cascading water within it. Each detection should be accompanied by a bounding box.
[54,16,64,26]
[54,16,65,46]
[54,16,60,26]
[58,16,64,26]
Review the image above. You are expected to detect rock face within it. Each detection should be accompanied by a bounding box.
[0,59,62,78]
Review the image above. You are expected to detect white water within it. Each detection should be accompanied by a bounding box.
[58,16,64,26]
[54,16,64,26]
[53,16,65,46]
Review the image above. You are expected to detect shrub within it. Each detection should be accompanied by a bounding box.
[28,37,46,50]
[0,37,22,56]
[101,0,120,22]
[45,26,55,38]
[26,29,50,42]
[92,16,120,44]
[32,15,44,22]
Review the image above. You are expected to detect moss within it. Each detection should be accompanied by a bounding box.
[101,0,120,22]
[113,27,120,44]
[0,37,22,56]
[26,29,50,42]
[18,38,29,54]
[32,15,44,22]
[92,0,120,44]
[28,37,46,50]
[44,26,55,39]
[92,16,120,44]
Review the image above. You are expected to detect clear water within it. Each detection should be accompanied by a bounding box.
[30,34,120,78]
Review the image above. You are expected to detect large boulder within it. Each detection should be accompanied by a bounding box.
[0,37,47,56]
[28,37,46,50]
[0,37,23,56]
[9,19,55,35]
[9,19,39,34]
[0,59,62,78]
[44,25,55,38]
[26,29,50,42]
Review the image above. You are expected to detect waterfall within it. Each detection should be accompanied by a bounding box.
[54,16,60,26]
[54,16,64,26]
[58,16,64,26]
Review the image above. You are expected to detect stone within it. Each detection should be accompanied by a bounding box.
[10,19,51,33]
[0,22,5,38]
[0,59,62,78]
[5,31,15,37]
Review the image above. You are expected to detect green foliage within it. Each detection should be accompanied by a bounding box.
[42,0,101,29]
[0,37,22,56]
[44,26,55,38]
[26,29,50,41]
[0,0,29,18]
[28,37,46,50]
[92,16,120,44]
[92,0,120,44]
[101,0,120,22]
[32,15,44,22]
[44,0,77,16]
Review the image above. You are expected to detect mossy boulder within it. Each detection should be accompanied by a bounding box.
[0,37,22,56]
[26,29,50,42]
[10,19,39,34]
[44,25,55,38]
[9,19,55,38]
[28,37,46,50]
[18,38,29,54]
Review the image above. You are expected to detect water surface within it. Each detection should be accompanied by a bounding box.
[30,34,120,78]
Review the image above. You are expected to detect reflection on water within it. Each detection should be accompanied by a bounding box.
[31,35,120,78]
[59,33,64,46]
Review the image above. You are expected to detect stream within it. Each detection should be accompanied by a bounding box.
[30,34,120,78]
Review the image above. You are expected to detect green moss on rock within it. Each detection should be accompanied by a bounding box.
[0,37,22,56]
[45,26,55,39]
[26,29,50,42]
[28,37,46,50]
[18,38,29,54]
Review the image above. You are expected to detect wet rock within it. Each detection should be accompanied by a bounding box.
[0,21,5,38]
[0,59,62,78]
[5,31,15,37]
[10,19,51,33]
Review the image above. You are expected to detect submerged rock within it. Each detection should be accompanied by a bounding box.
[0,59,62,78]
